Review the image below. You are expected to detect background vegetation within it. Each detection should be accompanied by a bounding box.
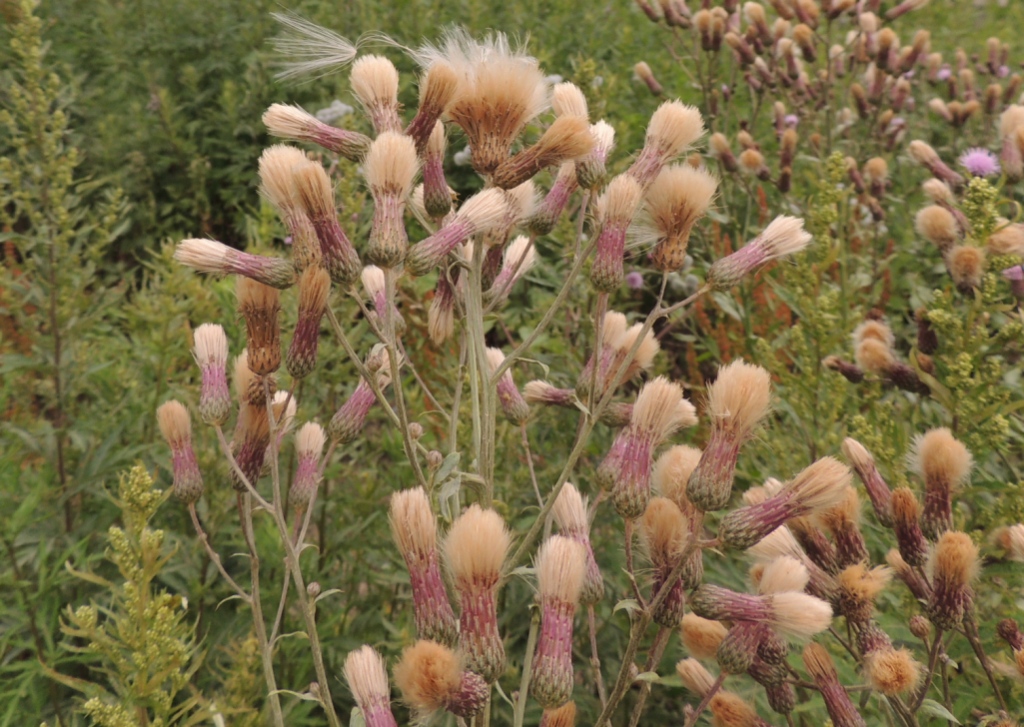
[4,0,1024,724]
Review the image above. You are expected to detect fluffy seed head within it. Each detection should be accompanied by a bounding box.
[772,592,833,639]
[589,120,615,155]
[393,640,461,713]
[599,174,644,226]
[233,350,255,402]
[948,245,986,290]
[639,497,689,563]
[922,179,955,205]
[194,323,228,367]
[788,456,854,511]
[891,487,921,521]
[444,505,511,587]
[541,702,576,727]
[552,82,588,118]
[802,642,836,681]
[988,222,1024,256]
[706,360,772,437]
[863,157,888,183]
[908,140,941,167]
[637,164,717,265]
[296,422,326,459]
[855,338,895,374]
[676,658,717,696]
[915,205,958,250]
[157,400,191,446]
[708,692,759,727]
[613,322,661,379]
[364,132,420,195]
[552,483,588,534]
[652,445,702,511]
[502,235,536,276]
[646,101,704,156]
[995,524,1024,561]
[351,55,400,115]
[911,428,972,489]
[455,188,511,233]
[1000,105,1024,138]
[343,645,391,708]
[759,555,810,594]
[841,437,874,471]
[680,614,729,659]
[758,215,813,258]
[270,13,358,80]
[631,376,691,441]
[390,487,436,558]
[291,158,338,219]
[259,144,309,212]
[853,319,895,349]
[536,535,586,604]
[865,648,921,695]
[419,61,459,112]
[930,531,980,587]
[738,148,766,173]
[362,265,386,299]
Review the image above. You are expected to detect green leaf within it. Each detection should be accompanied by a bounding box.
[918,699,960,725]
[435,451,461,484]
[613,598,640,614]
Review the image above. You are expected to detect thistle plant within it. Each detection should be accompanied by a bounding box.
[106,7,1024,727]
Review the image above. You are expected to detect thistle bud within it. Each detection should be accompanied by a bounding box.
[552,483,605,605]
[289,422,325,510]
[710,133,739,172]
[364,132,419,268]
[407,189,509,276]
[394,640,488,719]
[444,505,511,682]
[886,549,931,601]
[634,61,664,95]
[912,428,972,540]
[738,148,770,179]
[715,620,769,674]
[891,487,929,568]
[192,324,230,426]
[908,140,964,189]
[927,531,979,629]
[406,62,459,154]
[531,536,585,708]
[707,215,812,290]
[680,613,728,660]
[237,278,281,375]
[627,101,704,189]
[286,267,331,379]
[230,352,270,491]
[492,116,595,190]
[725,32,756,66]
[361,265,404,334]
[823,355,865,383]
[328,357,391,443]
[719,457,852,549]
[350,55,401,134]
[590,175,644,291]
[598,377,697,518]
[389,488,458,645]
[175,238,296,290]
[343,646,398,727]
[287,161,363,285]
[995,524,1024,562]
[263,104,370,162]
[802,643,867,727]
[640,497,700,626]
[485,348,530,424]
[687,360,772,512]
[524,381,576,410]
[841,438,893,526]
[640,165,718,272]
[157,401,203,504]
[530,162,579,236]
[423,122,453,219]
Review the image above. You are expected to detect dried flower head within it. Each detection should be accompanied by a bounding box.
[485,348,530,424]
[947,245,986,293]
[652,444,702,515]
[406,61,460,153]
[532,536,586,708]
[837,564,892,624]
[842,437,893,526]
[928,531,979,629]
[192,323,230,426]
[157,400,203,504]
[552,483,604,604]
[237,277,281,375]
[364,131,420,267]
[263,103,370,161]
[911,428,972,539]
[350,54,401,134]
[407,188,509,276]
[175,238,296,289]
[676,658,718,696]
[634,164,718,272]
[915,205,959,253]
[591,174,645,291]
[628,100,705,188]
[680,613,729,660]
[802,643,866,727]
[492,115,595,190]
[393,640,488,719]
[292,158,363,285]
[864,648,921,696]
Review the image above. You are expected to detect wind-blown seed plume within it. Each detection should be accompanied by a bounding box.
[271,12,360,80]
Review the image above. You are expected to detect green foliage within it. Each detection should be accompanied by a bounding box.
[58,465,209,727]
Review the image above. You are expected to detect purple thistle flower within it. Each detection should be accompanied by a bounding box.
[936,66,952,81]
[958,148,1000,178]
[998,65,1011,78]
[626,271,644,289]
[784,114,799,128]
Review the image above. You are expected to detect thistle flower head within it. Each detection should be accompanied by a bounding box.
[652,445,702,512]
[959,148,1000,177]
[393,640,461,714]
[295,421,326,460]
[676,658,717,696]
[863,157,888,183]
[758,555,809,595]
[680,613,729,660]
[551,82,588,118]
[536,535,585,605]
[390,487,437,558]
[929,531,980,587]
[639,496,689,565]
[174,238,295,289]
[706,360,772,437]
[995,524,1024,562]
[864,648,921,696]
[631,376,693,441]
[947,245,986,292]
[350,54,401,133]
[646,100,704,158]
[364,132,419,197]
[193,324,231,425]
[908,139,941,167]
[258,144,308,214]
[708,215,812,289]
[552,483,588,534]
[837,564,892,623]
[444,505,511,589]
[1000,104,1024,138]
[915,205,958,252]
[922,179,955,205]
[708,693,761,727]
[853,319,895,348]
[636,164,718,271]
[343,646,396,727]
[911,428,972,490]
[157,400,191,448]
[770,592,833,639]
[540,702,576,727]
[193,323,228,368]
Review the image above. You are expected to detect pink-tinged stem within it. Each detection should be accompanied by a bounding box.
[406,219,475,277]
